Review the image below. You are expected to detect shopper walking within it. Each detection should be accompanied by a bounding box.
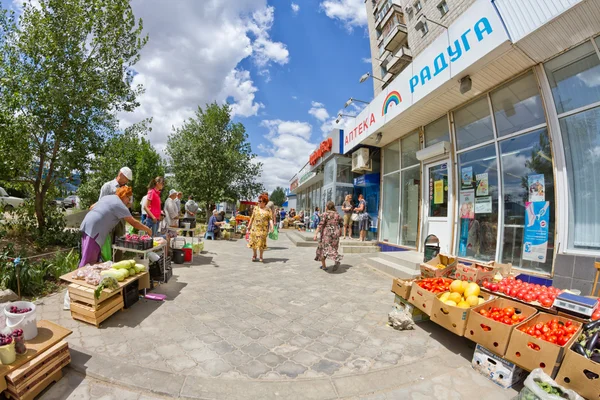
[143,176,165,236]
[140,194,148,225]
[247,193,274,263]
[355,193,369,242]
[313,201,343,271]
[341,194,354,240]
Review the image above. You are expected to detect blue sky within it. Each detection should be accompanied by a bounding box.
[4,0,373,191]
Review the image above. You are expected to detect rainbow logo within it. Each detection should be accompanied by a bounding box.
[382,91,402,116]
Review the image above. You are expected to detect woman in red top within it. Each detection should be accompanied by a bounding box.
[143,176,165,236]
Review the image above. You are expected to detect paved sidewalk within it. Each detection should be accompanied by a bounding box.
[36,234,519,399]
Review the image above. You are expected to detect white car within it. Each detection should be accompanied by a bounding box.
[0,187,24,212]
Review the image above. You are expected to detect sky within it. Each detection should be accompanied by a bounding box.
[6,0,375,193]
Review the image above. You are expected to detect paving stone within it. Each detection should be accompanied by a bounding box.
[306,342,330,354]
[292,350,321,366]
[241,342,269,357]
[325,348,351,362]
[223,350,253,367]
[155,343,185,359]
[199,333,223,344]
[311,359,342,376]
[301,328,323,339]
[318,334,341,346]
[236,360,271,379]
[209,341,236,355]
[275,361,307,378]
[166,356,197,372]
[243,328,267,340]
[198,359,232,377]
[289,335,312,348]
[188,347,220,363]
[257,352,287,367]
[258,335,284,349]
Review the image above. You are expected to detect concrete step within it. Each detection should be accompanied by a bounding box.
[376,250,423,271]
[366,256,421,279]
[342,245,380,254]
[285,231,318,247]
[340,239,379,247]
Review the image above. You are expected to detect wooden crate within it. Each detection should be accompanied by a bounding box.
[5,341,71,400]
[70,292,124,327]
[68,283,121,306]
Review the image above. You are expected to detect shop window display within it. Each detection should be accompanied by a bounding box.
[500,129,555,274]
[424,116,450,148]
[381,173,400,244]
[455,96,494,150]
[400,167,420,247]
[384,140,400,173]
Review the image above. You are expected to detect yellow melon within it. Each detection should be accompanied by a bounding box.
[466,295,479,307]
[439,292,451,303]
[444,300,457,307]
[448,292,462,304]
[464,282,481,298]
[461,281,470,293]
[457,301,471,309]
[450,280,464,294]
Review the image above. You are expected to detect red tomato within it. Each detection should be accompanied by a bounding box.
[592,310,600,321]
[524,293,535,303]
[565,320,572,327]
[504,307,515,317]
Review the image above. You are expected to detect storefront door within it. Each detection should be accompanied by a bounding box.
[422,160,452,253]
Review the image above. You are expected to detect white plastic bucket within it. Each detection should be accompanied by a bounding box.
[5,301,37,340]
[184,222,191,229]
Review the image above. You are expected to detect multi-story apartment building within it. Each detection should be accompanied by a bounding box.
[366,0,412,95]
[341,0,600,295]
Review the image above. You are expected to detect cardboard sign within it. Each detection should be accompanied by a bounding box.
[472,344,528,389]
[465,298,537,356]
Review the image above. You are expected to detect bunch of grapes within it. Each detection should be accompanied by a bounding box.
[11,329,23,338]
[9,306,32,314]
[0,334,13,346]
[11,329,26,354]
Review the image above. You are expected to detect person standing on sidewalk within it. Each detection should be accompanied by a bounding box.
[143,176,165,237]
[355,193,368,242]
[313,201,343,271]
[184,195,198,237]
[164,189,180,230]
[140,194,148,225]
[341,194,354,240]
[98,167,133,261]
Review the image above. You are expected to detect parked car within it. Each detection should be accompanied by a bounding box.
[61,195,80,209]
[0,187,24,212]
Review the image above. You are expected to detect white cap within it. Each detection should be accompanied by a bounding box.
[120,167,132,181]
[169,189,177,196]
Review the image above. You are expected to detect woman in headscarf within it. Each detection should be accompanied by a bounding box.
[313,201,343,271]
[79,186,151,267]
[247,193,274,262]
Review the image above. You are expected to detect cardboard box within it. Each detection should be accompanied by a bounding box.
[420,254,457,278]
[394,294,429,323]
[391,278,413,300]
[430,292,493,336]
[486,261,512,276]
[472,344,527,389]
[454,263,499,285]
[408,279,452,316]
[504,313,582,377]
[465,298,538,356]
[555,348,600,400]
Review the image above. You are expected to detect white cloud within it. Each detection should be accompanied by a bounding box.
[291,3,300,14]
[257,119,316,191]
[111,0,288,151]
[291,95,298,100]
[362,57,372,64]
[320,0,367,31]
[308,101,330,122]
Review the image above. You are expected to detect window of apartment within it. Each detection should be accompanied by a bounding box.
[424,115,450,147]
[414,0,422,13]
[419,21,429,37]
[545,39,600,251]
[437,1,449,17]
[407,7,414,21]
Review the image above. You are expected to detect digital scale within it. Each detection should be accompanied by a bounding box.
[553,292,598,318]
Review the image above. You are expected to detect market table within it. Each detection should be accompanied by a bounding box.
[177,229,202,247]
[60,270,150,326]
[111,243,167,282]
[0,320,72,399]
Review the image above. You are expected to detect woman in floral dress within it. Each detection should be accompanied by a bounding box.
[313,201,343,271]
[247,193,273,262]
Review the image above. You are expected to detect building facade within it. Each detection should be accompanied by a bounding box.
[344,0,600,294]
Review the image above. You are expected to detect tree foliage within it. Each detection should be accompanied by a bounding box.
[0,0,147,230]
[78,120,164,210]
[167,103,264,220]
[270,187,286,207]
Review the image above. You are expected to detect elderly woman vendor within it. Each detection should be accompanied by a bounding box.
[79,186,151,267]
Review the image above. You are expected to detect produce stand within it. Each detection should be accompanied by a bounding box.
[111,243,167,283]
[177,229,201,246]
[0,320,72,400]
[60,270,150,327]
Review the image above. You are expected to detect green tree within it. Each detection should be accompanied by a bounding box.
[270,187,286,207]
[167,102,264,221]
[0,0,147,230]
[78,120,164,210]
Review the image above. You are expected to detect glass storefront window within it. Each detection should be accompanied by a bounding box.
[401,131,420,168]
[384,140,400,173]
[560,107,600,250]
[455,96,494,150]
[335,186,353,209]
[545,41,600,114]
[424,116,450,147]
[491,71,546,137]
[499,129,555,273]
[336,158,353,184]
[456,144,499,262]
[428,163,448,217]
[400,167,420,247]
[381,173,400,244]
[324,159,335,186]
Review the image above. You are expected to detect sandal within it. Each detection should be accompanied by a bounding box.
[252,256,257,262]
[259,258,264,263]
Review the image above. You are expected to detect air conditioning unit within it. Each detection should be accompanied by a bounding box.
[352,148,372,172]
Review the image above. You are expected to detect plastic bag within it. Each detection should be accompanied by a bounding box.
[268,225,279,240]
[520,368,583,400]
[245,231,250,241]
[101,236,112,262]
[63,291,71,310]
[387,304,414,331]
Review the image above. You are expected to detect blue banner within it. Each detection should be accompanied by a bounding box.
[523,201,550,263]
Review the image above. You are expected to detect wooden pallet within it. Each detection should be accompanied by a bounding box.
[68,283,121,306]
[70,293,124,327]
[5,341,70,400]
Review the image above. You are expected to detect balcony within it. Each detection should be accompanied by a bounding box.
[381,46,412,74]
[375,2,403,30]
[383,19,408,52]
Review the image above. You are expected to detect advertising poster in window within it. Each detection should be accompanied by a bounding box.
[475,196,492,214]
[434,180,444,204]
[476,173,488,196]
[523,201,550,262]
[459,190,475,219]
[528,174,545,202]
[461,167,473,189]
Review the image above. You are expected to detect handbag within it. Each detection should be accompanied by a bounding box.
[268,225,279,240]
[351,213,359,222]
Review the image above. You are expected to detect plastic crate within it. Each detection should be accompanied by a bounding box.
[123,280,139,309]
[143,238,153,250]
